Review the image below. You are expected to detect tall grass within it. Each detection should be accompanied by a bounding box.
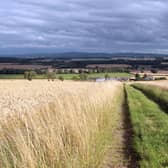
[126,85,168,167]
[0,81,122,168]
[132,83,168,111]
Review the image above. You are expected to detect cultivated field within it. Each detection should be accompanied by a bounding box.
[0,72,132,80]
[1,80,168,167]
[136,80,168,89]
[0,63,51,70]
[0,80,124,168]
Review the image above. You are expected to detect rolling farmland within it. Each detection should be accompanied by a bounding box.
[1,0,168,167]
[0,72,132,80]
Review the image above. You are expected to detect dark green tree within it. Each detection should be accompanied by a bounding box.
[46,72,56,81]
[151,69,158,73]
[24,71,29,79]
[105,73,110,80]
[143,74,148,79]
[135,73,141,81]
[24,71,36,81]
[72,76,79,81]
[58,76,64,81]
[79,73,88,81]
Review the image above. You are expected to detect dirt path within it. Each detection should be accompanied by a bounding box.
[102,87,139,168]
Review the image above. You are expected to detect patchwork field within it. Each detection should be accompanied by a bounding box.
[0,72,132,80]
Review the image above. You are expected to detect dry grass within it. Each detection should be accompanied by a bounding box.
[133,80,168,90]
[0,80,122,168]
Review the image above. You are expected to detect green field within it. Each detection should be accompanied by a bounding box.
[0,74,51,79]
[57,72,132,80]
[0,74,25,79]
[87,72,132,78]
[0,72,132,80]
[126,85,168,167]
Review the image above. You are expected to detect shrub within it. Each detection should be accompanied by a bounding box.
[46,72,56,81]
[24,71,37,81]
[135,73,141,81]
[105,73,110,80]
[72,76,79,81]
[79,73,88,81]
[155,77,167,80]
[58,76,64,81]
[151,69,158,73]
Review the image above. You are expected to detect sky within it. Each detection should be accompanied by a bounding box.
[0,0,168,55]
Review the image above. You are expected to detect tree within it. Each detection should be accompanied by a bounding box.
[57,69,63,74]
[79,73,88,81]
[79,69,83,74]
[24,71,29,79]
[69,69,73,73]
[64,69,69,74]
[58,76,64,81]
[29,71,37,81]
[88,69,93,74]
[151,69,158,74]
[140,69,144,73]
[143,74,147,79]
[46,72,56,81]
[72,76,79,81]
[24,71,36,81]
[135,73,141,81]
[105,73,110,80]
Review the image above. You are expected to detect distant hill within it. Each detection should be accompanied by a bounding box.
[0,52,167,59]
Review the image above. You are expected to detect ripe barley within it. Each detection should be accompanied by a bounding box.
[0,80,122,168]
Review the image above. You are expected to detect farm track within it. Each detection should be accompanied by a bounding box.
[123,88,139,168]
[102,86,139,168]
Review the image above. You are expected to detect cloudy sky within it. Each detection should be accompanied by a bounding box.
[0,0,168,55]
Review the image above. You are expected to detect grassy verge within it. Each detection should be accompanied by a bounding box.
[0,83,123,168]
[131,83,168,111]
[125,85,168,167]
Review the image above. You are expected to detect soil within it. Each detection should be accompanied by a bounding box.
[102,87,139,168]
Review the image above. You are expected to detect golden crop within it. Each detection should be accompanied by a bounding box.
[0,80,122,168]
[136,80,168,89]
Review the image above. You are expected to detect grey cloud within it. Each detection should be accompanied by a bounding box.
[0,0,168,54]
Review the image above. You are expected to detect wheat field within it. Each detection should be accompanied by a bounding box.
[134,80,168,89]
[0,80,122,168]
